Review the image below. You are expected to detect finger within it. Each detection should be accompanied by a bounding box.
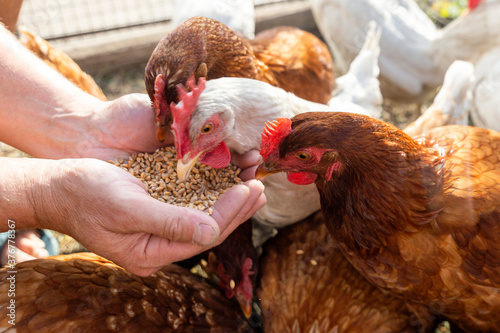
[123,234,208,276]
[210,179,265,240]
[231,150,262,170]
[13,248,38,263]
[17,230,45,247]
[16,231,48,257]
[239,165,258,181]
[126,195,221,247]
[217,181,266,240]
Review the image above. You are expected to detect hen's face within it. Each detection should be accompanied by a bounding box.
[256,116,345,184]
[177,112,231,180]
[170,76,232,180]
[257,146,341,185]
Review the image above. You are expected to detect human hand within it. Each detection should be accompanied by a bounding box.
[231,150,262,181]
[78,94,174,160]
[0,230,49,266]
[31,158,265,276]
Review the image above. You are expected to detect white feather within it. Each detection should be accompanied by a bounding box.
[403,60,474,137]
[311,0,500,102]
[470,47,500,132]
[171,0,255,39]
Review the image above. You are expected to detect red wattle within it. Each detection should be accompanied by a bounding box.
[200,141,231,169]
[287,172,318,185]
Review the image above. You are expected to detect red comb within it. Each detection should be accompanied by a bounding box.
[469,0,481,9]
[260,117,292,160]
[171,74,206,156]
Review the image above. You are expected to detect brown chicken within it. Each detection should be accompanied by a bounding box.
[258,211,416,332]
[0,252,253,332]
[17,27,107,101]
[145,16,334,141]
[200,219,257,319]
[256,113,500,332]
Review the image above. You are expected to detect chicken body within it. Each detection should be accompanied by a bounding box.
[171,25,381,228]
[469,46,500,132]
[311,0,500,102]
[0,253,253,332]
[257,112,500,331]
[258,211,415,332]
[145,16,334,140]
[403,60,473,137]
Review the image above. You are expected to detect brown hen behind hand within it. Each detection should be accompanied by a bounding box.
[0,252,253,332]
[258,211,416,333]
[256,113,500,332]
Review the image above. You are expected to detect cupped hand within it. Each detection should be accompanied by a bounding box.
[231,149,262,181]
[34,158,266,276]
[78,94,175,160]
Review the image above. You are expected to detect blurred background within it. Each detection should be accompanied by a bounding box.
[16,0,467,100]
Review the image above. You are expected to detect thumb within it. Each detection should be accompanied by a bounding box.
[131,196,221,247]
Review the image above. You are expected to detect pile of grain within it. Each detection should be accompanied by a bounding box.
[110,147,242,213]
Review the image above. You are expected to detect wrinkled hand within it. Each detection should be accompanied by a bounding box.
[79,94,174,160]
[33,158,265,276]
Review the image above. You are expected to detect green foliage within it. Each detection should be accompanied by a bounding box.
[431,0,468,19]
[416,0,468,26]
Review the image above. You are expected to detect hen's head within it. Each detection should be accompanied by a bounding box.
[215,257,255,319]
[145,16,210,142]
[170,75,232,180]
[255,112,415,185]
[205,220,257,319]
[145,16,253,142]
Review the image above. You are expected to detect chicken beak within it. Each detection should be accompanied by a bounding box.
[177,151,204,181]
[255,163,281,180]
[238,298,253,319]
[155,122,167,142]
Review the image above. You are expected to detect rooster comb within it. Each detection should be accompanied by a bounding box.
[171,74,206,131]
[260,118,292,159]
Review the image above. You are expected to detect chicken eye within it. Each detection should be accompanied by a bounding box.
[201,123,213,134]
[296,152,311,161]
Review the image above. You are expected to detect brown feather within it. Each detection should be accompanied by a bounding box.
[258,211,418,332]
[145,16,334,127]
[0,253,254,332]
[264,112,500,332]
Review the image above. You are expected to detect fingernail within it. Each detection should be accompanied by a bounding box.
[192,223,217,246]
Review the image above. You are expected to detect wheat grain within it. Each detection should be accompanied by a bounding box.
[110,147,242,214]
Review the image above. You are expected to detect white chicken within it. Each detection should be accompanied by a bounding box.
[311,0,500,102]
[171,0,255,39]
[470,47,500,132]
[403,60,474,137]
[405,48,500,136]
[171,23,382,228]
